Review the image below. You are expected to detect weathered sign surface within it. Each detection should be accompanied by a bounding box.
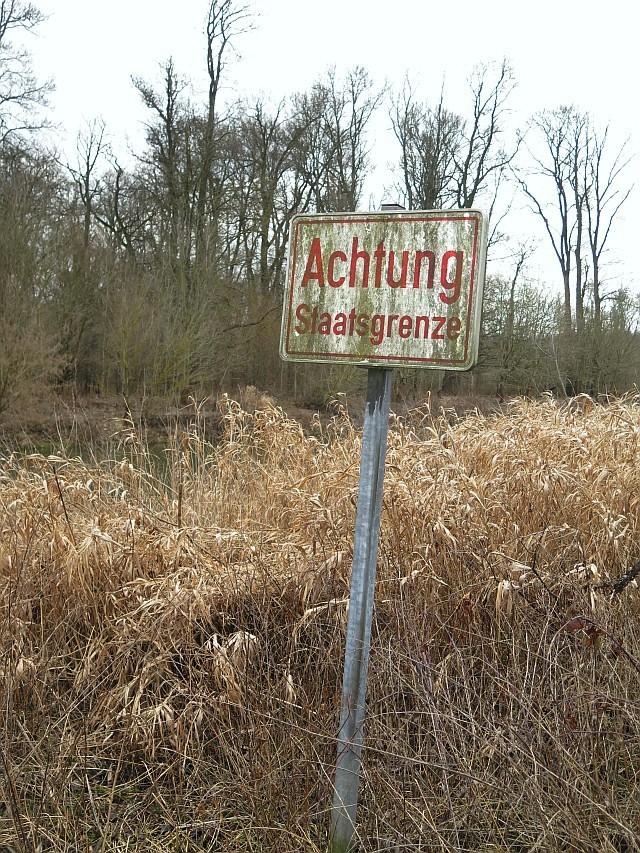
[280,209,487,370]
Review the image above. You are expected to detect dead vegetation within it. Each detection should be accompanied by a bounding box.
[1,393,640,851]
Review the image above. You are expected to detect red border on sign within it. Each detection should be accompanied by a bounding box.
[283,212,482,366]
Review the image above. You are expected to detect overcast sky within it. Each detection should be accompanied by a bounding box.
[31,0,638,288]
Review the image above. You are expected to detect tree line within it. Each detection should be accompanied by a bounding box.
[0,0,636,414]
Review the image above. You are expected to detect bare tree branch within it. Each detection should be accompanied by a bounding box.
[0,0,51,141]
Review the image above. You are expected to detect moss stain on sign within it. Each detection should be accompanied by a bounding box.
[280,210,487,370]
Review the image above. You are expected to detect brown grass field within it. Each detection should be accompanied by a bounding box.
[1,393,640,851]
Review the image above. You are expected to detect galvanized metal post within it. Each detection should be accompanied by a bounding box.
[330,366,393,853]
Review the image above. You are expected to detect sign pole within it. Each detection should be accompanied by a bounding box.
[330,366,393,853]
[278,204,487,850]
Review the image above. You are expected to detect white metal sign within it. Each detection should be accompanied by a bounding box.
[280,209,487,370]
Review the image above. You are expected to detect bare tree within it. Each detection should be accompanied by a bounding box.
[454,60,517,209]
[569,111,589,334]
[87,157,156,260]
[503,240,537,344]
[391,79,462,209]
[234,99,312,294]
[390,60,516,220]
[519,107,579,331]
[0,142,63,407]
[68,119,110,250]
[520,107,632,335]
[54,119,113,384]
[291,82,333,211]
[196,0,253,254]
[293,67,382,213]
[132,59,198,266]
[0,0,51,141]
[204,0,252,126]
[584,126,633,328]
[323,66,383,210]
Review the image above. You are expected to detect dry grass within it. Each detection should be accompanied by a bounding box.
[1,392,640,851]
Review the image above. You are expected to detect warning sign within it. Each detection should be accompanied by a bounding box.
[280,210,487,370]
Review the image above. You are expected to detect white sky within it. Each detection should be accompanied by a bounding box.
[30,0,638,290]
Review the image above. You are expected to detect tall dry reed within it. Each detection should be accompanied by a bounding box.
[1,393,639,851]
